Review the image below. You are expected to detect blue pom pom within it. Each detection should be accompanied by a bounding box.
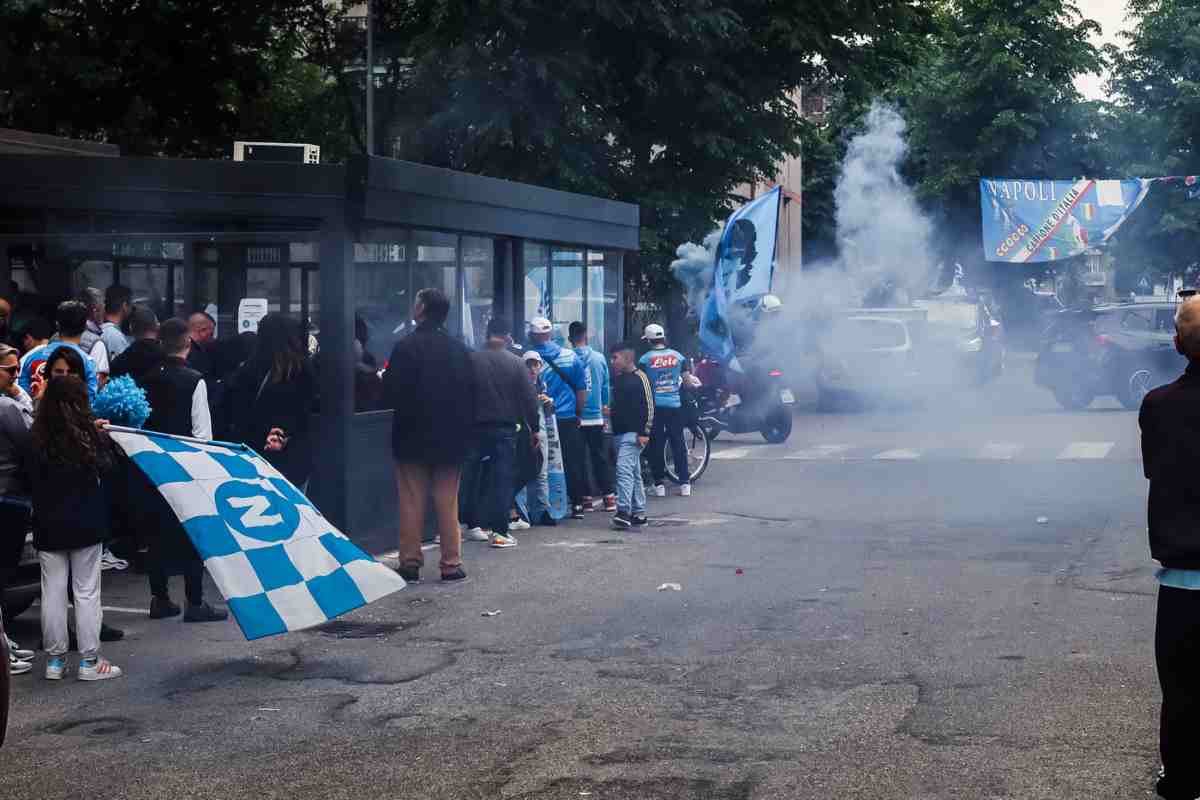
[94,375,152,428]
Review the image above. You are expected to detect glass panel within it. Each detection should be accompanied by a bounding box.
[304,268,321,354]
[246,267,283,313]
[602,250,621,352]
[121,263,173,321]
[586,251,616,354]
[461,236,494,347]
[412,231,459,340]
[73,259,114,296]
[523,242,551,329]
[197,264,222,334]
[173,265,184,317]
[354,237,411,368]
[551,248,584,346]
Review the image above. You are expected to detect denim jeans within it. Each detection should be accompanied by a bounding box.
[614,432,646,515]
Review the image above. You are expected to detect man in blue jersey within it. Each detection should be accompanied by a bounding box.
[18,301,100,403]
[569,321,615,513]
[528,317,589,518]
[639,323,694,497]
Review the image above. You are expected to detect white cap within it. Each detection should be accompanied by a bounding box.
[642,323,666,341]
[528,317,553,335]
[759,294,782,313]
[523,349,543,364]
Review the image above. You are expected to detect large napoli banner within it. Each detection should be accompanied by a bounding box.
[980,178,1154,263]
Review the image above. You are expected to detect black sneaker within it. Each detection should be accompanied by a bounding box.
[184,603,229,623]
[536,513,558,527]
[612,512,632,530]
[397,564,420,583]
[99,623,124,642]
[149,596,181,619]
[632,514,648,527]
[441,567,468,582]
[571,505,586,520]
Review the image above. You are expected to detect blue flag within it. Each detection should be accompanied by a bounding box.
[980,178,1152,263]
[700,187,782,363]
[108,427,406,640]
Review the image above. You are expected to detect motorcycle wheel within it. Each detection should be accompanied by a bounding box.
[760,406,793,444]
[665,423,711,484]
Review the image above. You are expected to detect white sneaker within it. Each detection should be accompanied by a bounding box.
[680,484,692,497]
[490,532,518,548]
[100,548,128,571]
[8,652,31,675]
[508,519,531,531]
[6,635,34,661]
[45,656,66,680]
[465,527,491,542]
[653,484,667,498]
[78,657,123,681]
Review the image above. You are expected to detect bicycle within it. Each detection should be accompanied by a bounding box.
[642,421,711,487]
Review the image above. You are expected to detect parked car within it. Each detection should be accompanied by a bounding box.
[817,314,923,410]
[1,531,39,621]
[1035,302,1187,410]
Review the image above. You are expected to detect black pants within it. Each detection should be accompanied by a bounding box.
[580,424,613,497]
[0,502,29,598]
[1157,585,1200,798]
[148,554,204,606]
[557,417,586,507]
[648,406,689,485]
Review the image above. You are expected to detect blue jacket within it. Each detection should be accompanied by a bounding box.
[574,345,611,425]
[534,341,587,420]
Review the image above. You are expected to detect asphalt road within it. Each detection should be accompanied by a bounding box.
[1,356,1165,799]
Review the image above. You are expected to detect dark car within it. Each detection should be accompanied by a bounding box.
[1,531,39,622]
[1035,302,1187,410]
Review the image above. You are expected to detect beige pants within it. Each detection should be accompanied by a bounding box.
[40,544,103,659]
[394,462,463,574]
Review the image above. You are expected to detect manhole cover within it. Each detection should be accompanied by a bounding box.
[316,620,407,639]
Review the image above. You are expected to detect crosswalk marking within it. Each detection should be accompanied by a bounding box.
[1057,441,1115,460]
[873,448,921,460]
[979,442,1023,460]
[786,444,853,460]
[711,447,752,461]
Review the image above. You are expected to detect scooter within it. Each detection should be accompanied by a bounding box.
[693,356,795,444]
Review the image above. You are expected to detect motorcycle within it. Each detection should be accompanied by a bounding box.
[693,356,795,444]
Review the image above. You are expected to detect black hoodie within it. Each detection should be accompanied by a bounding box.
[109,338,166,383]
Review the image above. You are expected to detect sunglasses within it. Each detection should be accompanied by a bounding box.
[0,364,17,375]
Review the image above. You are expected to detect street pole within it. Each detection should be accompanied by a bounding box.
[365,0,374,156]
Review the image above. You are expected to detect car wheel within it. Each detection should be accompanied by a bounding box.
[1052,383,1095,411]
[1118,368,1154,410]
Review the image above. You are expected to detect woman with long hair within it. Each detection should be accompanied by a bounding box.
[29,375,123,681]
[228,313,315,487]
[29,345,87,404]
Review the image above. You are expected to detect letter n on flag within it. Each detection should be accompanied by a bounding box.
[107,426,405,640]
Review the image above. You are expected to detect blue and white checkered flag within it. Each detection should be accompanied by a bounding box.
[108,426,405,640]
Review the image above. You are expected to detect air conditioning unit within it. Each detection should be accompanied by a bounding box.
[233,141,320,164]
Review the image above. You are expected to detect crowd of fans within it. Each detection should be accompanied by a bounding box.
[0,282,694,677]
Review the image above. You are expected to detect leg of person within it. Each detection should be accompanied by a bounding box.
[457,435,483,531]
[611,433,636,528]
[394,461,431,582]
[557,417,587,515]
[664,407,690,491]
[430,464,465,579]
[583,425,615,509]
[486,429,518,546]
[1156,585,1200,798]
[39,548,71,679]
[146,545,181,619]
[71,544,121,680]
[647,406,668,491]
[631,441,648,522]
[183,556,227,622]
[0,503,33,661]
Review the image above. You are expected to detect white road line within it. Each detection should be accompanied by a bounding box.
[873,448,921,461]
[786,444,853,460]
[1057,441,1115,460]
[979,442,1023,460]
[711,447,752,461]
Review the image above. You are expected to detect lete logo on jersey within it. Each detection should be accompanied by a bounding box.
[647,354,680,370]
[214,480,302,543]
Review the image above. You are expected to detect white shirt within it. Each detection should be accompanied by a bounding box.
[191,379,213,441]
[89,339,110,376]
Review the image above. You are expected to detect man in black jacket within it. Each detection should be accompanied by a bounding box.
[608,341,654,530]
[137,318,227,623]
[1139,296,1200,800]
[459,316,539,549]
[382,288,476,583]
[109,305,162,381]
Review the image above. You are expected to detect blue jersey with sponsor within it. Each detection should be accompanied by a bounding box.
[534,341,587,420]
[17,342,98,403]
[638,347,687,409]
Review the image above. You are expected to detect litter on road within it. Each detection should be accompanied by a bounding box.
[657,583,683,592]
[1037,516,1049,524]
[481,610,503,617]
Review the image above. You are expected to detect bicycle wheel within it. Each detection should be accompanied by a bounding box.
[665,423,711,484]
